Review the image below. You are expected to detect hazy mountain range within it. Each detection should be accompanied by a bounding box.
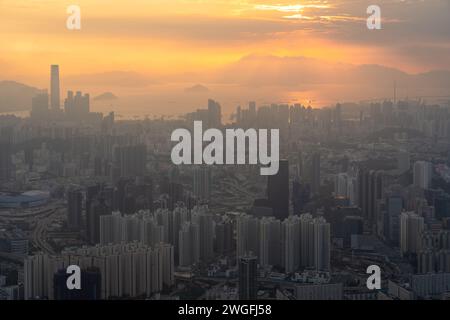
[0,81,44,113]
[1,56,449,114]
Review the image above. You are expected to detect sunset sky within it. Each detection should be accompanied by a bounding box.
[1,0,449,116]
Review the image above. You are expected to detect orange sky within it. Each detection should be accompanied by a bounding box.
[1,0,449,114]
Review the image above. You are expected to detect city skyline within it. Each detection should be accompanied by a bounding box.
[1,0,449,115]
[2,0,450,304]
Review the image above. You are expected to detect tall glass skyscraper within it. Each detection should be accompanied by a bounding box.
[50,64,60,110]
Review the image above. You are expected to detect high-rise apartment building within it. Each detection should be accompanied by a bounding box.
[238,254,258,300]
[400,211,425,256]
[413,161,433,189]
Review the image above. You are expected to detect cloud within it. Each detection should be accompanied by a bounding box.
[254,4,330,13]
[214,54,450,89]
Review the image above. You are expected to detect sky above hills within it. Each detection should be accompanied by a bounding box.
[0,0,449,115]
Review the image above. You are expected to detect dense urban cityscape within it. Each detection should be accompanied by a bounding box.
[1,64,450,301]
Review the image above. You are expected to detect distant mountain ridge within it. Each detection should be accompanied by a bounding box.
[93,92,118,101]
[0,81,44,113]
[185,84,209,93]
[2,57,450,113]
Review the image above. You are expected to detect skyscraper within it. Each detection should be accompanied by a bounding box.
[400,211,424,256]
[25,243,172,299]
[343,216,363,247]
[236,214,260,260]
[191,206,214,262]
[112,144,147,178]
[64,90,90,119]
[207,99,222,128]
[214,217,234,255]
[413,161,433,189]
[386,196,403,246]
[282,215,300,273]
[259,217,281,268]
[67,189,83,230]
[267,159,289,220]
[313,217,331,271]
[50,65,60,111]
[0,127,13,182]
[299,213,315,268]
[238,254,257,300]
[193,166,212,203]
[178,222,200,267]
[357,169,383,225]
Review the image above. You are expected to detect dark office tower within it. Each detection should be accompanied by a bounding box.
[100,186,115,209]
[113,144,146,178]
[207,99,222,127]
[239,254,258,300]
[87,197,111,244]
[67,189,83,230]
[54,267,101,300]
[310,152,321,195]
[0,127,13,182]
[292,179,310,214]
[267,160,289,220]
[385,196,403,246]
[85,184,101,211]
[357,169,383,226]
[50,65,60,110]
[343,216,364,247]
[113,178,129,212]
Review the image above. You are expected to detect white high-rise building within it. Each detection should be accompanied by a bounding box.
[193,166,212,202]
[413,161,433,189]
[334,173,357,205]
[156,242,174,288]
[298,213,330,271]
[299,213,315,268]
[282,215,300,273]
[313,217,331,271]
[259,217,281,268]
[178,222,200,267]
[24,242,173,299]
[236,213,260,260]
[191,205,215,262]
[100,211,164,246]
